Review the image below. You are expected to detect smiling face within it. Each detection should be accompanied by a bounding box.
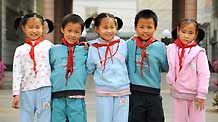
[95,17,117,41]
[61,22,82,44]
[135,18,156,41]
[22,17,43,41]
[177,23,198,45]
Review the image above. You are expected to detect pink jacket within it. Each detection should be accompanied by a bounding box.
[166,43,210,99]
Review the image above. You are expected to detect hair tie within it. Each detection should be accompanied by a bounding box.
[21,16,25,22]
[33,14,37,18]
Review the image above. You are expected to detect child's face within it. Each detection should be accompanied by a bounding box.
[61,22,82,44]
[177,23,197,45]
[135,18,156,41]
[95,17,117,41]
[22,17,43,41]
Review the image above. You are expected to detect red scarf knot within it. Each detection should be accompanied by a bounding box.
[92,39,120,73]
[136,37,156,77]
[25,37,43,75]
[174,39,197,71]
[62,38,79,85]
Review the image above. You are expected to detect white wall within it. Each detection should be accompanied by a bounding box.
[137,0,172,39]
[73,0,137,33]
[197,0,215,61]
[73,0,172,40]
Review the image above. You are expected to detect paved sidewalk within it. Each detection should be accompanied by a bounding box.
[0,73,218,122]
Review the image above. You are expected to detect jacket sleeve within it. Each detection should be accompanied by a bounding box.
[159,43,169,72]
[86,46,96,74]
[166,44,176,85]
[12,47,23,96]
[196,50,210,99]
[49,47,54,70]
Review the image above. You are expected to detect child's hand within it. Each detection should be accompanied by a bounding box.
[12,95,20,109]
[193,98,205,111]
[79,42,89,49]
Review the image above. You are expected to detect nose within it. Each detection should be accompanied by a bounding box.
[184,33,189,38]
[70,32,76,37]
[143,28,149,33]
[32,29,37,33]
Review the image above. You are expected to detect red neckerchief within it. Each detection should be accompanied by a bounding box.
[174,39,197,71]
[25,37,43,75]
[62,38,79,85]
[92,39,120,73]
[136,37,156,77]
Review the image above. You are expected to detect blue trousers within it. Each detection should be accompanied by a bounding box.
[51,98,87,122]
[96,95,129,122]
[20,87,51,122]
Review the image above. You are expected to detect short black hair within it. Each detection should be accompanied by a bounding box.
[134,9,158,28]
[61,14,84,33]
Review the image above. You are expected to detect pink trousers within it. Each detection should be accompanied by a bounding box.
[173,98,205,122]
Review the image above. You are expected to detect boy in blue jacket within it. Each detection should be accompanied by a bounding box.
[49,14,88,122]
[127,9,168,122]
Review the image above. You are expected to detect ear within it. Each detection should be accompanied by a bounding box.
[21,25,25,32]
[195,31,198,40]
[94,26,99,33]
[61,27,64,34]
[176,27,180,38]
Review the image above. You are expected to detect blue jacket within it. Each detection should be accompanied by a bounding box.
[127,39,168,94]
[86,37,130,92]
[49,44,88,95]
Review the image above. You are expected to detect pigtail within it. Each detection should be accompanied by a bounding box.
[171,28,177,40]
[44,19,54,33]
[196,28,205,43]
[115,17,123,30]
[85,17,94,29]
[14,17,22,30]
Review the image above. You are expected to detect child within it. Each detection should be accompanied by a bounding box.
[166,18,210,122]
[85,12,130,122]
[49,14,88,122]
[127,9,168,122]
[12,13,54,122]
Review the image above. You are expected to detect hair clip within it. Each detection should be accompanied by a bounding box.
[21,16,25,22]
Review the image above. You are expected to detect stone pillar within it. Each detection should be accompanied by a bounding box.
[172,0,197,29]
[54,0,73,44]
[42,0,54,42]
[172,0,185,29]
[184,0,197,20]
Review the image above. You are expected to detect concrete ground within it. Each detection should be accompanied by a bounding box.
[0,72,218,122]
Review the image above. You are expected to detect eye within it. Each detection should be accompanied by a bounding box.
[35,25,41,29]
[28,25,33,29]
[67,30,72,32]
[75,31,80,34]
[146,26,152,29]
[188,31,194,34]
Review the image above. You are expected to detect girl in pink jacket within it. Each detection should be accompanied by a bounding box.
[166,18,210,122]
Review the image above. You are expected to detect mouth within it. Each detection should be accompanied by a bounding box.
[30,33,39,37]
[105,33,114,38]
